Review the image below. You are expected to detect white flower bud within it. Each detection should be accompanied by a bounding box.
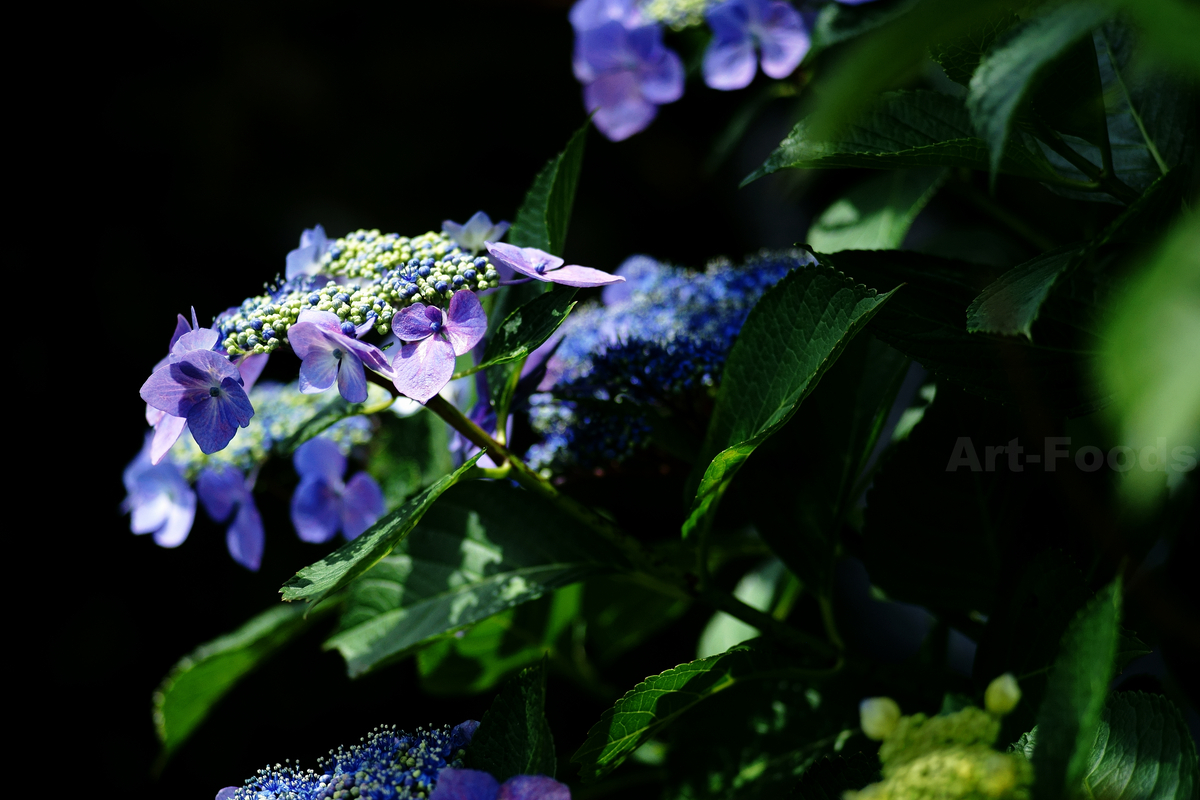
[860,696,902,740]
[985,673,1022,716]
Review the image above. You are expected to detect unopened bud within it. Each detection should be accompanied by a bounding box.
[860,696,902,740]
[985,673,1021,716]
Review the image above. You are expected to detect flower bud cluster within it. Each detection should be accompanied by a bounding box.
[642,0,712,29]
[215,229,501,356]
[526,396,653,473]
[228,722,475,800]
[171,381,382,479]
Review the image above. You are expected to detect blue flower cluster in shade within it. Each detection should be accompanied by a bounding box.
[526,251,807,471]
[226,721,476,800]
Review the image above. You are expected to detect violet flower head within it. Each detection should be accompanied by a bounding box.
[146,309,218,464]
[286,224,334,280]
[141,348,255,455]
[391,290,487,404]
[443,212,510,254]
[430,770,571,800]
[571,0,683,141]
[288,309,391,405]
[290,437,385,543]
[703,0,809,91]
[197,464,265,571]
[123,438,196,548]
[485,242,626,288]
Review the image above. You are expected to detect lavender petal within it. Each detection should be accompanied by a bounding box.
[391,337,456,404]
[341,472,385,540]
[227,495,265,571]
[196,465,244,523]
[293,437,346,483]
[335,351,369,404]
[445,290,488,356]
[497,776,572,800]
[545,264,626,288]
[392,303,439,341]
[428,768,501,800]
[290,476,343,543]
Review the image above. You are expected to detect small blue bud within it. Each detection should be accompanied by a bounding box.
[309,294,321,304]
[473,257,488,268]
[262,328,275,340]
[250,319,263,331]
[463,269,477,280]
[335,292,351,304]
[452,276,464,287]
[421,258,436,268]
[435,281,449,293]
[418,266,431,278]
[340,321,357,336]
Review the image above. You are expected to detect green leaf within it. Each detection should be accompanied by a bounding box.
[325,481,624,677]
[1032,578,1122,800]
[369,408,454,508]
[464,659,557,781]
[509,121,588,256]
[929,12,1020,87]
[745,90,1058,186]
[792,752,881,800]
[967,168,1186,339]
[966,2,1111,178]
[809,0,923,54]
[1114,627,1152,672]
[152,603,322,757]
[682,265,896,539]
[825,249,1108,415]
[806,168,947,254]
[697,559,788,659]
[280,453,483,609]
[482,286,577,418]
[582,576,690,665]
[417,586,581,695]
[571,641,804,782]
[1082,691,1198,800]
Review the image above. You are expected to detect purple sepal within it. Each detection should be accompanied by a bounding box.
[289,437,385,542]
[485,242,624,288]
[393,303,442,341]
[149,413,188,465]
[123,438,195,548]
[341,472,385,539]
[392,337,456,404]
[498,776,571,800]
[169,314,192,350]
[227,496,265,571]
[290,310,389,404]
[291,476,342,543]
[445,291,487,355]
[196,465,245,522]
[450,720,481,750]
[703,0,809,91]
[294,436,346,483]
[173,327,221,355]
[215,788,238,800]
[390,291,486,403]
[286,224,332,280]
[237,353,269,392]
[430,769,501,800]
[443,211,511,253]
[141,350,254,455]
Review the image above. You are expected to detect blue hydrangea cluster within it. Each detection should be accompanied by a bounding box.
[216,230,501,356]
[170,380,383,480]
[526,251,806,472]
[228,722,476,800]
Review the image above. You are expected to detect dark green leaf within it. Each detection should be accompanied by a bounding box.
[809,0,924,54]
[482,286,577,418]
[417,586,581,695]
[509,121,588,256]
[1082,691,1198,800]
[806,168,947,253]
[966,2,1111,177]
[929,12,1019,86]
[325,481,624,677]
[583,576,690,665]
[369,408,454,508]
[1114,627,1152,672]
[744,335,910,589]
[572,641,805,782]
[825,249,1108,415]
[1032,578,1122,800]
[792,752,881,800]
[683,265,895,539]
[745,91,1058,186]
[464,659,557,781]
[153,603,323,757]
[280,453,483,609]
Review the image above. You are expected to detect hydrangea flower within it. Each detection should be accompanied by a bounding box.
[141,346,256,455]
[196,464,265,571]
[286,224,334,280]
[123,436,196,548]
[485,242,625,288]
[391,291,487,403]
[443,212,510,254]
[290,437,385,543]
[430,770,571,800]
[219,720,478,800]
[288,309,392,404]
[703,0,809,91]
[571,0,684,141]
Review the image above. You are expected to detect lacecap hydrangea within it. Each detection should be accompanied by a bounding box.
[525,250,811,473]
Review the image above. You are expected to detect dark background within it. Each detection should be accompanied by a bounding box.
[49,1,1196,797]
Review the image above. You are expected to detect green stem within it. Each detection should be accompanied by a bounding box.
[699,588,837,659]
[1101,33,1169,177]
[948,178,1058,251]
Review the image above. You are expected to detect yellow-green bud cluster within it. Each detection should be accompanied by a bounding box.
[171,380,383,478]
[847,698,1032,800]
[642,0,712,29]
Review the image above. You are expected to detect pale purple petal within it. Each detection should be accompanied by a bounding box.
[450,720,480,749]
[430,769,500,800]
[585,72,658,141]
[294,437,346,483]
[291,476,342,543]
[150,414,188,464]
[131,492,173,535]
[293,330,340,394]
[169,313,192,350]
[341,472,385,540]
[142,350,241,417]
[147,403,165,426]
[172,327,221,355]
[703,36,757,90]
[216,788,238,800]
[392,337,456,404]
[498,776,571,800]
[444,212,510,253]
[153,495,196,548]
[543,264,626,288]
[286,225,330,280]
[335,350,369,404]
[392,303,440,341]
[196,465,245,523]
[445,291,488,356]
[227,496,265,571]
[237,353,269,392]
[638,45,684,105]
[485,242,565,281]
[757,2,808,79]
[296,308,343,334]
[570,0,643,33]
[343,337,393,374]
